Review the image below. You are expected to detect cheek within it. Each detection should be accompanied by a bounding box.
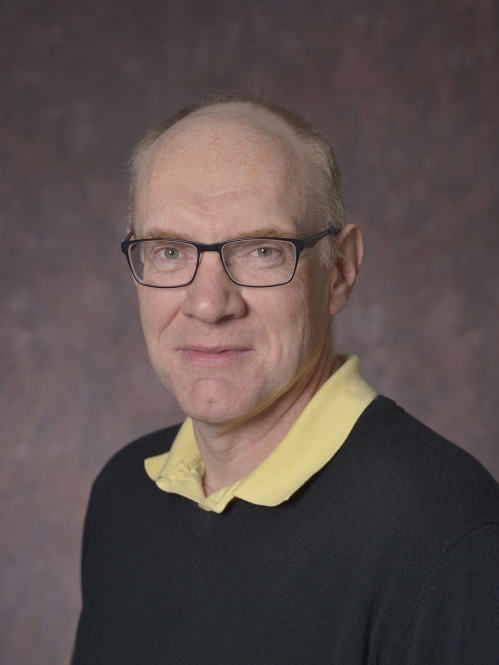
[249,278,321,363]
[278,272,331,357]
[137,287,181,343]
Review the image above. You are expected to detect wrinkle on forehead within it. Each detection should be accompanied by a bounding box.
[160,187,251,215]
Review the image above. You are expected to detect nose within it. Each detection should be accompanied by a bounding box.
[181,251,246,323]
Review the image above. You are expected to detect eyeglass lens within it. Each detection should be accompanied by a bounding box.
[128,238,297,287]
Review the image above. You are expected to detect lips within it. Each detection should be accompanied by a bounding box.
[178,346,252,364]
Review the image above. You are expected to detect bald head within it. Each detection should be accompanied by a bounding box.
[128,93,346,266]
[134,105,313,239]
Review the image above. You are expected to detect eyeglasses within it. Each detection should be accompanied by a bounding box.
[121,226,339,288]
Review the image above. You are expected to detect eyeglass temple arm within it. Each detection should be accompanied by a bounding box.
[303,226,340,248]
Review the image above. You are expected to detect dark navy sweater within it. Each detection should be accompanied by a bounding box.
[72,397,499,664]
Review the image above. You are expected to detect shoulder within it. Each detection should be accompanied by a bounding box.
[90,423,182,499]
[337,396,499,529]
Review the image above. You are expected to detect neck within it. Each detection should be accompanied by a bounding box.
[193,342,340,496]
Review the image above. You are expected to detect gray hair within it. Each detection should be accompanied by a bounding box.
[128,91,346,268]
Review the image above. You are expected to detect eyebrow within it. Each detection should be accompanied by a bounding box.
[135,226,295,241]
[142,228,196,241]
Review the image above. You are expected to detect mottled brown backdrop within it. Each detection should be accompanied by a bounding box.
[1,0,498,663]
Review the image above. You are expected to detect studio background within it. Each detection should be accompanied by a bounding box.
[1,1,498,663]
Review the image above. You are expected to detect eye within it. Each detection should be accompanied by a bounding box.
[162,247,180,259]
[256,247,274,257]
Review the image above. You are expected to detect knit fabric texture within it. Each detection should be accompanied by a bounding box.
[72,397,499,664]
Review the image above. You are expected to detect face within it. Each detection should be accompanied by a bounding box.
[133,108,337,425]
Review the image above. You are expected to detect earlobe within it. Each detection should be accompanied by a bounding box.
[327,224,363,316]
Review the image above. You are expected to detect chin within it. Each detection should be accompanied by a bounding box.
[176,380,261,425]
[182,402,249,425]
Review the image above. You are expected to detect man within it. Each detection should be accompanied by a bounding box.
[72,93,499,664]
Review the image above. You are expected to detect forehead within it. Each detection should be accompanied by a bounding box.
[134,107,309,235]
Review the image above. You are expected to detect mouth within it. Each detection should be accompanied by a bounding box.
[178,346,252,365]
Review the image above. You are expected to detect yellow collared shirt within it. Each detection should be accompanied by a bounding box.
[145,355,377,513]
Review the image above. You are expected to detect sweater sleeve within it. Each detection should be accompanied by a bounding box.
[71,480,104,665]
[385,524,499,665]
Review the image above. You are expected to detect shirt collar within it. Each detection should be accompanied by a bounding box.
[145,355,377,513]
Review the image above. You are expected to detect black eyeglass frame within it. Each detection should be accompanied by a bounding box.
[121,226,340,288]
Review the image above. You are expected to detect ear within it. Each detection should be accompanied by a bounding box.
[328,224,363,316]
